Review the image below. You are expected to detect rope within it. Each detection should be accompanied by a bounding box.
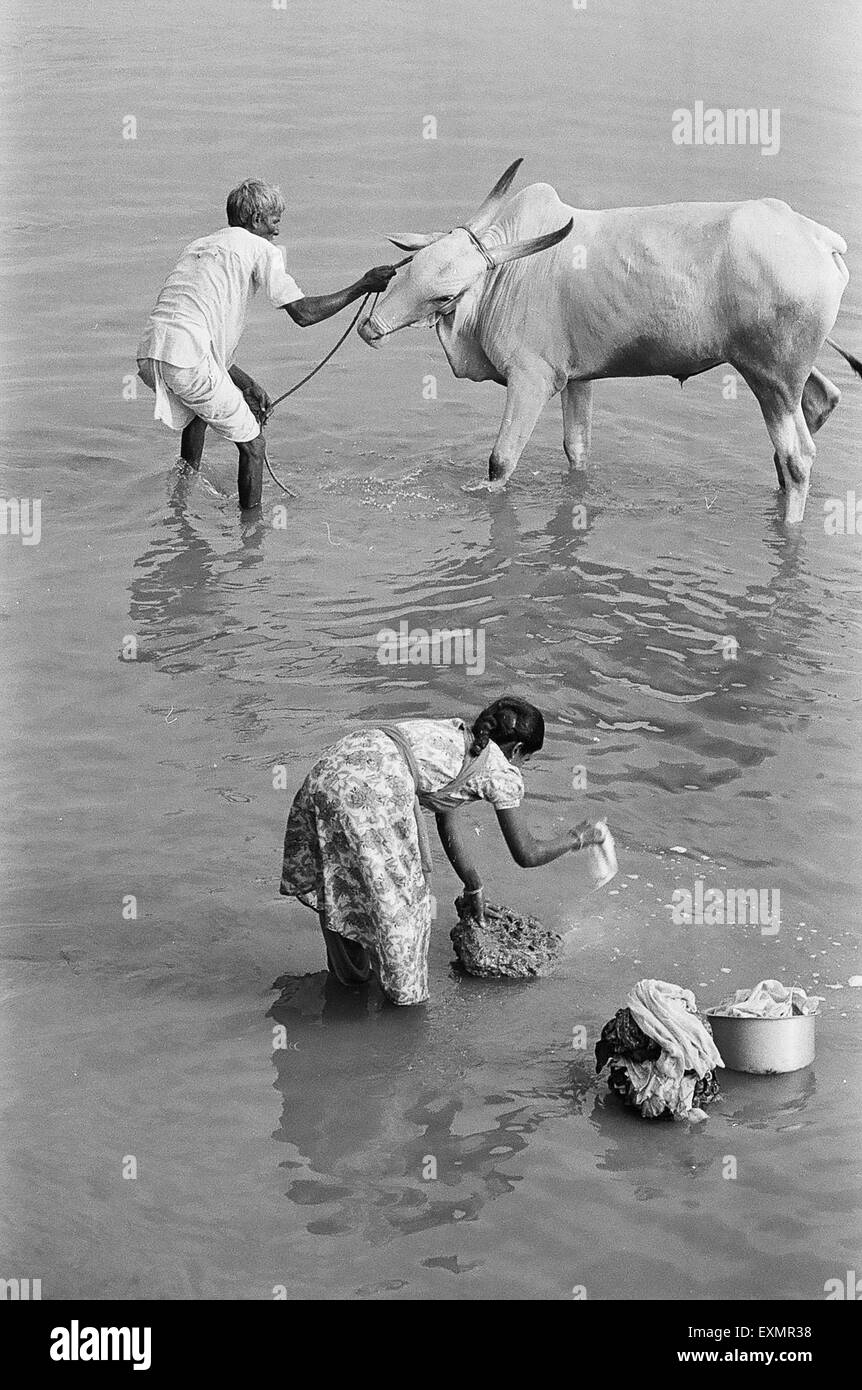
[262,448,297,498]
[255,252,416,496]
[260,290,379,496]
[266,291,380,417]
[454,224,494,267]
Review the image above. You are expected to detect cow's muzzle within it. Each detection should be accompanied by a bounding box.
[357,315,385,348]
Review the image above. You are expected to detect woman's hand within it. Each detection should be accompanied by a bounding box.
[455,886,486,927]
[570,819,605,852]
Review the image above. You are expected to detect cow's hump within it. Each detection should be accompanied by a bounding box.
[486,182,572,248]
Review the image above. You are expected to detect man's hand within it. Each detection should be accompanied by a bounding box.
[455,886,486,927]
[242,379,272,424]
[571,820,604,852]
[229,365,272,423]
[361,264,398,294]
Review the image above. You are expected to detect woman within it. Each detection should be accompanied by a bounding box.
[279,696,605,1005]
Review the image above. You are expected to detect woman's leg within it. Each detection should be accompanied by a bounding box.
[296,745,433,1003]
[372,888,433,1005]
[320,922,373,986]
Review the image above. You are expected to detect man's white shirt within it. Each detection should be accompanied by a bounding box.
[138,226,304,369]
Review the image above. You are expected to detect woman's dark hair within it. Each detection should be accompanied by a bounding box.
[470,697,545,758]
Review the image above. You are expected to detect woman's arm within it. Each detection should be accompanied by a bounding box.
[437,804,604,875]
[435,810,483,889]
[495,806,601,868]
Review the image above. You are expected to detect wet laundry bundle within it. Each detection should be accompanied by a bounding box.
[710,979,823,1018]
[450,901,563,980]
[596,979,724,1121]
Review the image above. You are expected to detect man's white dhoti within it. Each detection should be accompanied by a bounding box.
[137,355,260,443]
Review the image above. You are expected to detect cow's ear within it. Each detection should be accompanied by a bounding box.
[387,231,446,251]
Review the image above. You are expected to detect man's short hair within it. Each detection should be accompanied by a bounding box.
[226,179,285,227]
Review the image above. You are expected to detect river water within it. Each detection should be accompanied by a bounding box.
[2,0,860,1300]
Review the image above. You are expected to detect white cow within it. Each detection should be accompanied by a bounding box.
[358,160,860,523]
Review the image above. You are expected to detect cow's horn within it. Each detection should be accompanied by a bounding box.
[387,231,446,251]
[488,218,573,266]
[465,158,524,234]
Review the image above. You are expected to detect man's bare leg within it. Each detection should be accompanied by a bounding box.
[237,432,267,509]
[180,416,208,468]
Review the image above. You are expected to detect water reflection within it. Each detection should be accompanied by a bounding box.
[581,1058,817,1202]
[127,466,267,675]
[719,1067,817,1132]
[268,973,583,1239]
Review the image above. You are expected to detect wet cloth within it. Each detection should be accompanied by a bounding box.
[626,980,724,1077]
[136,355,260,442]
[596,980,724,1121]
[621,1060,701,1119]
[321,923,373,986]
[712,979,823,1018]
[137,226,304,369]
[595,1007,661,1074]
[279,719,524,1005]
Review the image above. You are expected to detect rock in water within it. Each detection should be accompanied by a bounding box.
[450,902,563,980]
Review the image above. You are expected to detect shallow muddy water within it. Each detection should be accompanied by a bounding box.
[1,0,861,1299]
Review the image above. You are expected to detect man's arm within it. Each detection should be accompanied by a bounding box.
[228,364,255,393]
[285,265,396,327]
[228,364,270,420]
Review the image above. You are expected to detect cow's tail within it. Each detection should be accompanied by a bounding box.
[825,337,862,380]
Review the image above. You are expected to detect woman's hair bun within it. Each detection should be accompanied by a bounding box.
[469,715,496,754]
[469,697,545,758]
[498,707,517,736]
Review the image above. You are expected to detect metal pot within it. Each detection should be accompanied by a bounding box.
[706,1011,816,1074]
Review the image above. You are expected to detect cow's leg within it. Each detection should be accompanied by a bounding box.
[772,369,840,488]
[802,366,840,436]
[756,391,816,524]
[466,371,555,492]
[561,380,594,470]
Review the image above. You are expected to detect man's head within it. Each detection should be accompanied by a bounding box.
[226,179,285,241]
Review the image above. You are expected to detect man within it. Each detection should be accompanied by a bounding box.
[137,178,396,507]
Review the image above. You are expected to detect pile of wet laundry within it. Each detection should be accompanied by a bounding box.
[596,979,724,1121]
[710,979,823,1017]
